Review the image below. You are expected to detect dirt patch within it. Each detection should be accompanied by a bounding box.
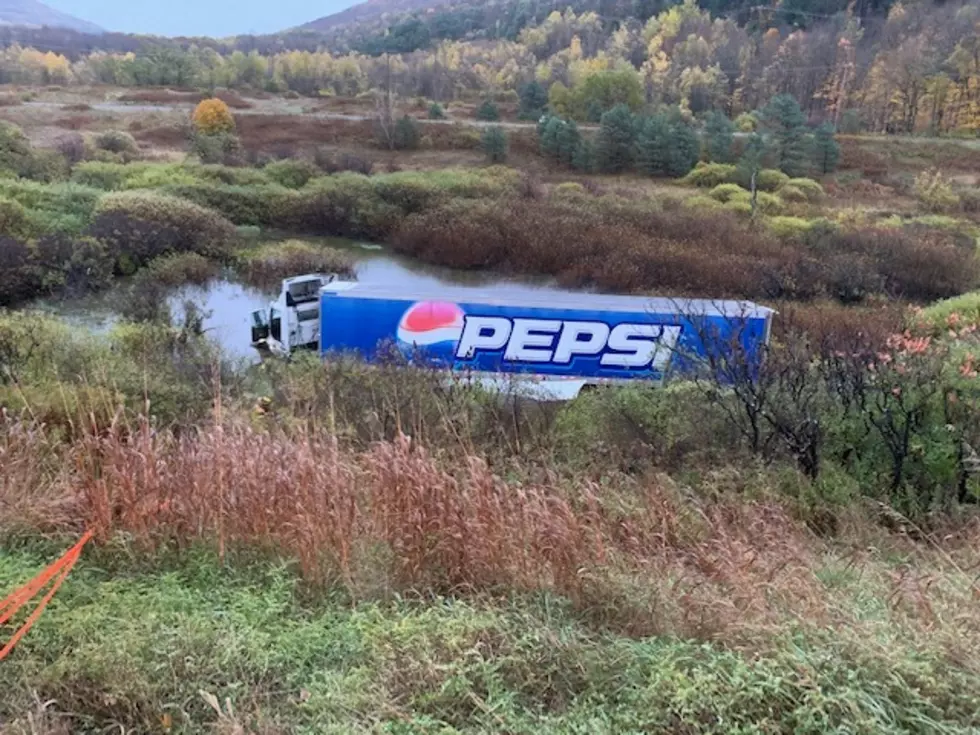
[117,89,253,109]
[130,122,188,149]
[55,114,97,130]
[0,96,22,108]
[61,103,92,112]
[237,114,376,154]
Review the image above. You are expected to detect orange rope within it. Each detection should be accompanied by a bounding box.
[0,530,92,661]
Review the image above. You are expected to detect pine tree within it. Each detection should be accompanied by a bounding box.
[761,94,808,177]
[572,139,595,172]
[393,115,421,150]
[667,122,701,177]
[476,99,500,122]
[704,110,735,163]
[539,116,563,160]
[518,81,548,120]
[636,114,672,176]
[556,119,582,166]
[595,104,636,174]
[735,132,768,189]
[482,126,508,163]
[811,122,840,174]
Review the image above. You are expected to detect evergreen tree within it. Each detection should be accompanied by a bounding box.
[667,122,701,177]
[595,104,636,174]
[518,80,548,120]
[482,126,509,163]
[636,114,672,176]
[428,102,446,120]
[811,122,840,174]
[734,132,768,190]
[539,116,563,160]
[476,99,500,121]
[556,119,582,167]
[761,94,808,177]
[572,139,595,173]
[393,115,421,150]
[704,110,735,163]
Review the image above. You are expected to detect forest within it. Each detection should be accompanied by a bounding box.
[1,0,979,134]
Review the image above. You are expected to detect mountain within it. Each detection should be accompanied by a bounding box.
[301,0,455,32]
[0,0,103,34]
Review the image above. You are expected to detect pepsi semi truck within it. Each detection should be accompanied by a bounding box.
[251,275,775,399]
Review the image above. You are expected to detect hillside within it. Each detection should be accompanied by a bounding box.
[0,0,102,33]
[302,0,455,32]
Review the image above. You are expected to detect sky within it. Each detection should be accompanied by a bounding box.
[43,0,359,37]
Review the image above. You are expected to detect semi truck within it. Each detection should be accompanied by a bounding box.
[251,274,775,400]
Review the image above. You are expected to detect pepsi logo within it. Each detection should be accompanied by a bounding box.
[397,301,466,351]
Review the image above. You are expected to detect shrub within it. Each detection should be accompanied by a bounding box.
[33,234,113,295]
[0,180,102,226]
[191,164,270,186]
[782,177,824,201]
[94,130,139,157]
[71,161,131,190]
[777,184,808,203]
[264,159,319,189]
[481,126,508,164]
[54,132,86,165]
[90,191,237,268]
[0,121,33,175]
[122,165,200,190]
[0,197,33,239]
[708,183,749,203]
[192,98,236,136]
[723,198,753,216]
[428,102,446,120]
[682,195,724,211]
[0,236,40,305]
[734,112,757,132]
[959,188,980,213]
[914,170,960,213]
[755,168,791,192]
[766,216,812,240]
[727,189,783,215]
[237,239,356,290]
[476,99,499,122]
[681,162,736,187]
[393,115,421,151]
[191,132,243,165]
[144,252,219,288]
[315,149,374,175]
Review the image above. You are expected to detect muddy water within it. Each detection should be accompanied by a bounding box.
[32,238,568,360]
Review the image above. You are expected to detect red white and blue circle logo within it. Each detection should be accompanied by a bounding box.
[397,301,465,356]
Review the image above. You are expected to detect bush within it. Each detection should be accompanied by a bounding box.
[143,252,219,288]
[0,180,102,226]
[914,170,960,213]
[71,161,132,190]
[681,195,724,211]
[782,177,824,201]
[776,184,808,203]
[192,98,236,136]
[428,102,446,120]
[734,112,757,132]
[482,126,508,164]
[54,132,86,165]
[122,165,200,190]
[723,198,753,216]
[755,168,791,192]
[766,216,813,240]
[315,149,374,175]
[0,197,34,239]
[90,191,238,268]
[476,99,499,122]
[263,159,319,189]
[94,130,139,158]
[393,115,421,151]
[0,236,40,305]
[681,162,736,187]
[0,121,33,175]
[190,164,270,186]
[237,239,356,290]
[191,132,243,165]
[20,149,69,183]
[708,183,749,203]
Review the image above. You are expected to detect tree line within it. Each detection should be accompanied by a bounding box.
[1,1,979,135]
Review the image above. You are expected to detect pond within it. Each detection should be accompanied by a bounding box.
[30,238,573,360]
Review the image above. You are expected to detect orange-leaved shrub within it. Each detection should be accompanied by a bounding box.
[192,98,236,136]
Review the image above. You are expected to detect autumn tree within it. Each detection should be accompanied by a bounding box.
[192,98,235,136]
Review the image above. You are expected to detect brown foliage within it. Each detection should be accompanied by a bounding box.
[237,115,375,153]
[118,89,253,109]
[392,199,977,302]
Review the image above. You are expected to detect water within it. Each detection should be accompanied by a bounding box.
[31,239,569,360]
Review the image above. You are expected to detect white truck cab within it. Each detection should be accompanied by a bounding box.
[250,274,335,356]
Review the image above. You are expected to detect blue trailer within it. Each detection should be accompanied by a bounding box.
[251,276,775,399]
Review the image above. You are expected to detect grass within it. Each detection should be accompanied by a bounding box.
[2,523,979,733]
[237,240,356,290]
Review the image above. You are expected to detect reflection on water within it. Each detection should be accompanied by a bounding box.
[31,239,569,359]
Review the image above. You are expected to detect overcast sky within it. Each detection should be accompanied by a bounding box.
[44,0,358,37]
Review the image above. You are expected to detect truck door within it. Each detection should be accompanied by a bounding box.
[270,308,282,343]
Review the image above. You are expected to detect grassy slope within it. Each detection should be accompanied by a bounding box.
[1,542,979,734]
